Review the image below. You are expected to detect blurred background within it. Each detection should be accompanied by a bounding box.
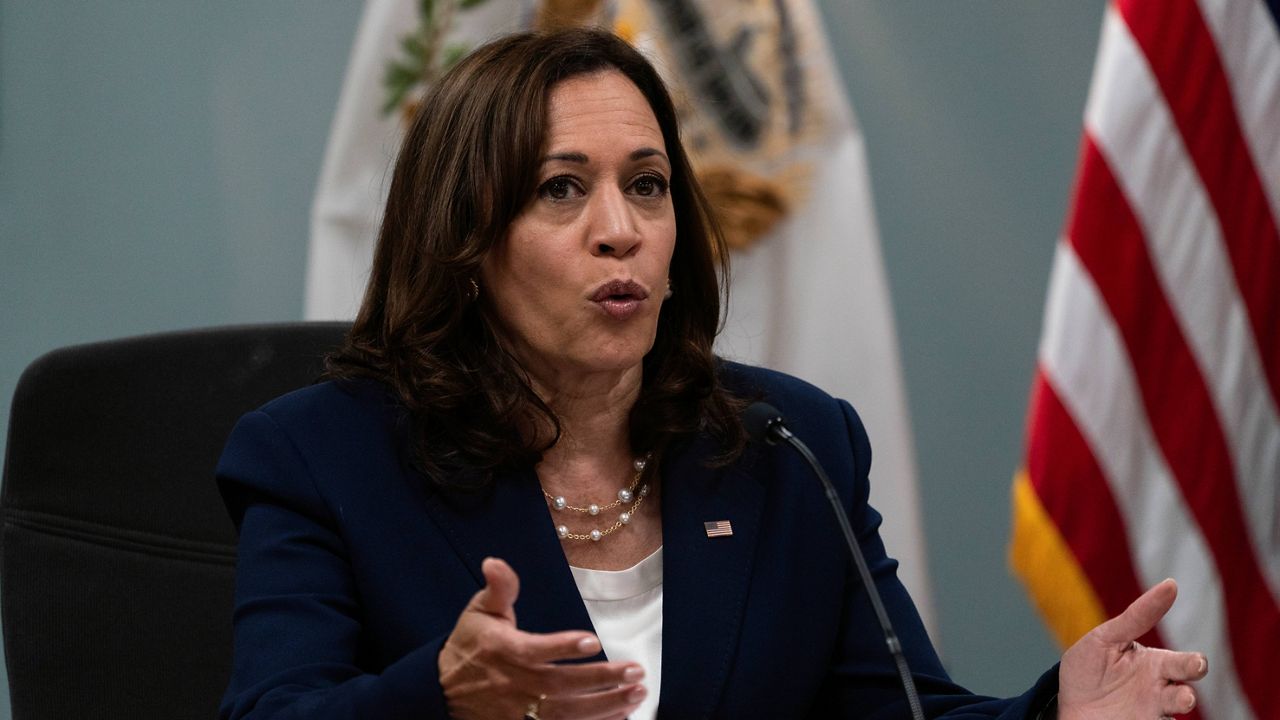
[0,1,1110,715]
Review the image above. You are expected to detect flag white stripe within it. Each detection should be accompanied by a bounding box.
[1195,0,1280,225]
[1087,6,1280,604]
[1039,242,1251,720]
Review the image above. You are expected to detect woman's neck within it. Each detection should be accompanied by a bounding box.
[525,363,663,569]
[528,364,641,495]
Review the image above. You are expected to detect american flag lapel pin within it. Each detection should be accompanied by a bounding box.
[704,520,733,538]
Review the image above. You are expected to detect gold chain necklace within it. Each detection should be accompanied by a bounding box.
[544,454,651,542]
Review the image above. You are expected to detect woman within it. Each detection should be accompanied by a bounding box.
[217,29,1206,720]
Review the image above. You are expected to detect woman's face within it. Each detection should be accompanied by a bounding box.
[482,69,677,385]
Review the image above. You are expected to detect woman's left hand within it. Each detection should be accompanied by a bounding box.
[1058,579,1207,719]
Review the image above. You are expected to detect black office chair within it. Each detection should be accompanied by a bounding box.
[0,322,349,719]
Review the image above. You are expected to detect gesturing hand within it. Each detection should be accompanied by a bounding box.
[1059,579,1208,719]
[439,557,647,720]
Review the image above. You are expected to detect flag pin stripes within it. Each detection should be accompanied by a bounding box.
[704,520,733,538]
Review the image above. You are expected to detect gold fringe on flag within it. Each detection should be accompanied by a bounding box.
[1008,469,1106,649]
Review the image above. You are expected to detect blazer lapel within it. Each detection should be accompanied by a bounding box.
[658,439,766,718]
[417,467,601,648]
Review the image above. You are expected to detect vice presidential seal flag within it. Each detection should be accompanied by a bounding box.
[305,0,934,627]
[1010,2,1280,718]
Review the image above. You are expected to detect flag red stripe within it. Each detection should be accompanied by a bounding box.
[1025,371,1146,623]
[1069,137,1279,712]
[1118,0,1280,408]
[1023,372,1204,720]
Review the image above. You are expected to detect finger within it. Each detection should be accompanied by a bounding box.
[471,557,520,620]
[1160,683,1197,716]
[545,682,647,720]
[1095,578,1177,646]
[507,629,603,665]
[1160,650,1208,682]
[534,659,644,695]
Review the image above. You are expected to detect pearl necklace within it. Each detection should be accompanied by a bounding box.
[544,455,651,542]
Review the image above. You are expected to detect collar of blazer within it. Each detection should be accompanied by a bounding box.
[417,433,767,717]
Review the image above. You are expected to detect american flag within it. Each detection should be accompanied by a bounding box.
[704,520,734,538]
[1009,2,1280,719]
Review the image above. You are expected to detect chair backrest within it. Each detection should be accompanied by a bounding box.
[0,322,349,719]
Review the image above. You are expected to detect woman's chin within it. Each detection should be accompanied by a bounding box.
[559,342,652,379]
[577,352,648,377]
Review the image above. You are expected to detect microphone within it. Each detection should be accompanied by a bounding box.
[744,402,925,720]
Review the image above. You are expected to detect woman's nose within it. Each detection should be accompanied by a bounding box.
[589,188,641,257]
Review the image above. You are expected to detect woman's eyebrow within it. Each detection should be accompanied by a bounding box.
[630,147,669,163]
[542,152,588,164]
[540,148,669,164]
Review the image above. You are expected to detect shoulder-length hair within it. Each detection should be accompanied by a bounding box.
[326,28,746,488]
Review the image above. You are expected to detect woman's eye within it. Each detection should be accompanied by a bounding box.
[630,174,669,197]
[538,177,581,201]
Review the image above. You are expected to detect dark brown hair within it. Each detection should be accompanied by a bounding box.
[326,28,746,488]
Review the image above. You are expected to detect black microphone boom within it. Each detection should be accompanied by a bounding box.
[744,402,925,720]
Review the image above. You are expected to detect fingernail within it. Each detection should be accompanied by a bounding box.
[627,686,647,704]
[1198,655,1207,674]
[623,666,644,682]
[577,636,601,654]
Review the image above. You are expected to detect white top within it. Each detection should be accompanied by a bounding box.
[569,547,664,720]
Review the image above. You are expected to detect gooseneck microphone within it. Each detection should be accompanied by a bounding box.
[743,402,925,720]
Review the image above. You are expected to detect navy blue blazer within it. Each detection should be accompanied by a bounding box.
[217,363,1057,719]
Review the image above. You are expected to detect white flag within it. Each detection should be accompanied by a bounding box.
[305,0,934,633]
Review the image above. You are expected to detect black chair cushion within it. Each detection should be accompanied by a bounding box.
[1,322,348,719]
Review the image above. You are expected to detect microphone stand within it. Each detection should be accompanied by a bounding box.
[760,413,926,720]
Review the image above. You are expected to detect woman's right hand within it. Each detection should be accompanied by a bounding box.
[439,557,647,720]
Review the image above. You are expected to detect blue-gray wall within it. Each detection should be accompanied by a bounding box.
[820,1,1107,695]
[0,1,1105,714]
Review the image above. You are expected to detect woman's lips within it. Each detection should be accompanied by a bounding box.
[590,279,648,320]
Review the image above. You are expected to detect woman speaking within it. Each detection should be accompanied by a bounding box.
[217,28,1206,720]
